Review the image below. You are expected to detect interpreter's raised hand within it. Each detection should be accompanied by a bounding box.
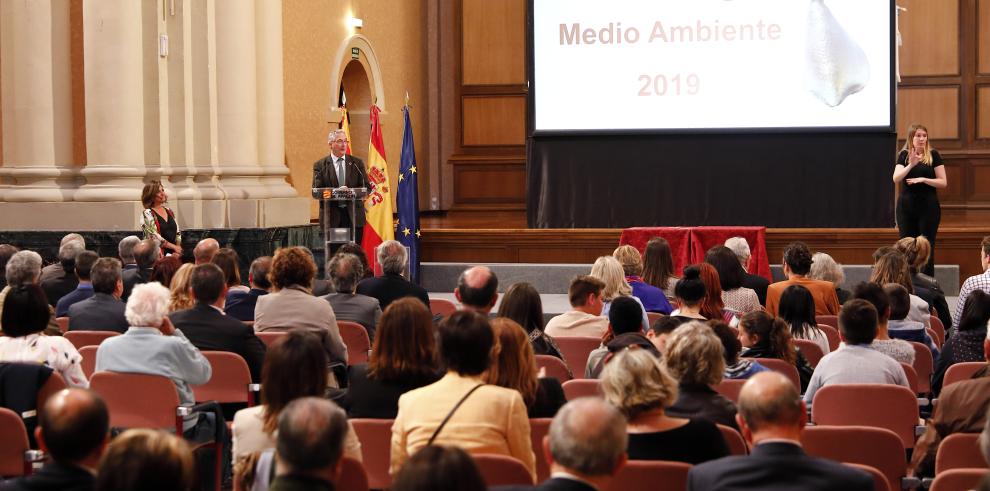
[908,147,922,166]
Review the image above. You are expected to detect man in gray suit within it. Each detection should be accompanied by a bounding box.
[323,253,381,341]
[68,258,129,333]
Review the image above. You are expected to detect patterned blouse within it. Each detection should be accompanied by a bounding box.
[722,288,762,314]
[0,334,89,388]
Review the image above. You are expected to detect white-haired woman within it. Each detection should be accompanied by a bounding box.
[0,250,60,336]
[808,252,850,305]
[600,348,729,464]
[590,256,649,332]
[662,321,739,429]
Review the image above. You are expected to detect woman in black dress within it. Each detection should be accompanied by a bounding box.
[140,180,182,256]
[892,124,947,276]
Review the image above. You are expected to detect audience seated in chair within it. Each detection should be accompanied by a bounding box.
[116,236,140,273]
[712,321,769,380]
[265,397,351,491]
[95,428,195,491]
[390,310,536,481]
[851,282,915,364]
[687,371,873,491]
[724,237,770,307]
[778,284,832,355]
[739,311,815,392]
[0,250,60,336]
[193,238,220,265]
[601,348,729,464]
[39,234,84,283]
[148,255,182,291]
[663,321,740,430]
[486,318,566,419]
[895,236,952,330]
[669,265,708,322]
[932,290,990,396]
[167,264,196,313]
[0,244,18,290]
[698,262,740,326]
[766,242,840,317]
[41,239,84,308]
[643,236,680,300]
[706,245,762,315]
[211,248,249,295]
[544,275,608,339]
[168,263,266,382]
[0,388,108,491]
[224,256,272,322]
[121,239,159,302]
[322,253,382,341]
[54,251,98,317]
[884,283,940,358]
[809,252,852,305]
[645,314,686,353]
[872,251,932,329]
[803,299,911,404]
[498,282,567,363]
[356,240,430,310]
[453,265,498,315]
[613,245,673,314]
[586,296,659,379]
[390,445,486,491]
[67,258,130,334]
[334,298,441,419]
[591,256,650,331]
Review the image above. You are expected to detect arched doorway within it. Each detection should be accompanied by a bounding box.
[340,61,371,164]
[328,35,386,165]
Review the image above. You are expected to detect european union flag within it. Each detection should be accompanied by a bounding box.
[396,106,421,283]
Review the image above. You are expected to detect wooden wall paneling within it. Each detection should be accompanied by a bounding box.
[968,158,990,201]
[979,86,990,138]
[898,0,960,76]
[938,158,967,203]
[461,95,526,146]
[461,0,525,85]
[451,157,526,208]
[896,87,960,140]
[980,0,990,74]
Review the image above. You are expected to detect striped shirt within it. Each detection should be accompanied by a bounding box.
[952,269,990,331]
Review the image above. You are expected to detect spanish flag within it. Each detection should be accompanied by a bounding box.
[339,106,352,155]
[362,104,394,271]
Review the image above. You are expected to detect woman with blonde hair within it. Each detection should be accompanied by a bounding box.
[809,252,851,305]
[663,321,739,429]
[484,318,566,418]
[895,235,951,329]
[600,348,728,464]
[168,263,196,312]
[613,245,672,314]
[590,255,649,331]
[892,123,946,276]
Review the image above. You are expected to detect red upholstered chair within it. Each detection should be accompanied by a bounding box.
[193,351,256,406]
[928,316,945,347]
[337,457,370,491]
[63,330,119,349]
[646,312,663,327]
[715,379,746,403]
[929,468,988,491]
[0,407,30,477]
[816,315,838,329]
[473,454,533,487]
[810,384,920,449]
[79,346,98,379]
[817,324,841,352]
[748,358,800,389]
[944,362,986,389]
[530,418,553,482]
[605,460,692,491]
[900,363,920,394]
[429,298,457,318]
[535,355,572,382]
[935,433,986,473]
[349,418,394,490]
[36,372,67,414]
[844,463,892,491]
[554,336,602,379]
[793,339,825,368]
[55,317,69,333]
[338,321,371,365]
[256,331,287,347]
[800,425,907,490]
[561,379,602,400]
[908,341,934,395]
[717,424,748,456]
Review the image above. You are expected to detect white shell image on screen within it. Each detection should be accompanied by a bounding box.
[804,0,870,107]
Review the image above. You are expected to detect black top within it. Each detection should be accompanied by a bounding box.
[152,208,178,245]
[931,328,987,396]
[667,383,739,430]
[337,363,441,419]
[742,273,770,306]
[896,149,943,200]
[739,345,815,392]
[530,377,567,418]
[0,461,95,491]
[169,303,267,382]
[626,418,730,464]
[355,273,430,311]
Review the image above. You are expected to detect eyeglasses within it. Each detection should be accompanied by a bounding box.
[332,139,349,144]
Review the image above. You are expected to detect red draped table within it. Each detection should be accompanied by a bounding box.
[618,226,771,281]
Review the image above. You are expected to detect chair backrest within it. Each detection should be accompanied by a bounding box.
[605,460,692,491]
[63,330,120,349]
[554,336,602,379]
[535,355,572,382]
[818,324,841,352]
[55,317,69,333]
[929,468,988,491]
[79,346,98,379]
[793,339,825,368]
[90,371,180,430]
[816,315,838,328]
[717,424,748,456]
[338,321,371,366]
[925,328,943,349]
[715,379,747,403]
[908,341,934,395]
[944,362,986,389]
[844,463,892,491]
[800,425,906,488]
[349,418,394,490]
[473,453,533,487]
[337,456,370,491]
[929,316,945,346]
[936,433,986,474]
[646,311,663,327]
[749,358,800,389]
[900,363,919,394]
[529,418,553,482]
[0,407,29,477]
[256,331,287,348]
[811,384,920,448]
[193,351,252,405]
[429,298,457,317]
[561,379,602,400]
[36,371,67,414]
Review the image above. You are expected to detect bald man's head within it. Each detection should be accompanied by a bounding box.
[737,371,804,433]
[38,389,109,463]
[194,238,220,264]
[455,265,498,311]
[133,239,160,269]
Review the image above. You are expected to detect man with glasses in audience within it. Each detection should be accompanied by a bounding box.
[312,129,370,247]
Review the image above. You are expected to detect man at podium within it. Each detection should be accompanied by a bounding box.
[312,129,370,246]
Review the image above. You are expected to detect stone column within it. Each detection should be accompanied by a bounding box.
[0,0,74,204]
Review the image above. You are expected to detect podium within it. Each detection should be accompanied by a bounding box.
[313,187,367,253]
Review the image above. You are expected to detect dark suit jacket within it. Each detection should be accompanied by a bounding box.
[686,441,873,491]
[169,303,267,381]
[0,460,95,491]
[67,293,129,333]
[335,363,441,419]
[742,273,770,306]
[492,476,597,491]
[311,153,370,228]
[224,288,269,322]
[355,273,430,311]
[121,267,152,301]
[41,270,78,308]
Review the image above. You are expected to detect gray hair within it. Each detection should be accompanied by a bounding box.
[60,233,85,249]
[601,348,679,418]
[724,237,751,266]
[328,253,363,292]
[91,258,123,295]
[549,398,627,476]
[327,129,346,144]
[5,250,42,287]
[58,240,85,264]
[118,235,140,264]
[277,397,348,472]
[663,321,726,386]
[377,240,407,276]
[125,282,170,328]
[809,252,845,286]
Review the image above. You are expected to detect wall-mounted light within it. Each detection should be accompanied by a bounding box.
[349,17,363,29]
